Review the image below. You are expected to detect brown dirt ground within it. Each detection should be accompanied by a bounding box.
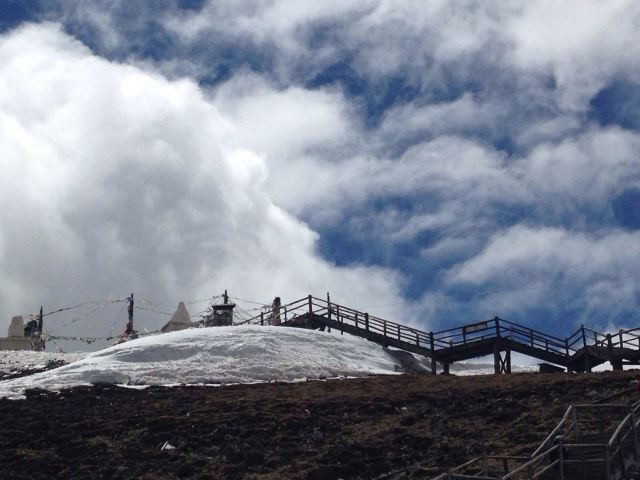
[1,370,639,479]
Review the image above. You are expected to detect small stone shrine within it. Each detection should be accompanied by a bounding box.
[0,316,32,351]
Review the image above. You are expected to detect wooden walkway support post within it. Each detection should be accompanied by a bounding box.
[581,325,591,372]
[430,332,436,374]
[493,346,511,374]
[606,334,624,371]
[326,292,331,333]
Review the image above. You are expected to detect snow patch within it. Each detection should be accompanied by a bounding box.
[0,350,86,375]
[0,326,405,399]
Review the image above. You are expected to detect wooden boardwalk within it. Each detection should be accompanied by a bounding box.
[244,295,640,374]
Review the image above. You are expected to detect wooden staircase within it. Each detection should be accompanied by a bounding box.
[434,401,640,479]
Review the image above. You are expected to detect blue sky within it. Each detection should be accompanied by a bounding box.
[1,1,640,342]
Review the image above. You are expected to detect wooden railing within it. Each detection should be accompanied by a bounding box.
[238,295,640,371]
[434,400,640,479]
[430,317,573,357]
[239,295,435,350]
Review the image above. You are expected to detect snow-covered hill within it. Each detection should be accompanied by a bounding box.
[0,326,407,399]
[0,326,538,399]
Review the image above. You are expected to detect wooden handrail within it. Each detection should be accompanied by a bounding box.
[532,406,573,457]
[502,445,557,479]
[609,414,632,448]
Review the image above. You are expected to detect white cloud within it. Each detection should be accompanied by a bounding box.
[211,73,356,160]
[448,225,640,323]
[0,23,407,339]
[54,1,640,117]
[378,93,498,141]
[274,135,527,234]
[519,127,640,211]
[450,226,640,284]
[506,0,640,110]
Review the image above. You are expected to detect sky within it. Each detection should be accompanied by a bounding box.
[1,0,640,347]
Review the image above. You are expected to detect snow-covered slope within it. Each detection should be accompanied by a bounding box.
[0,350,86,375]
[0,326,409,399]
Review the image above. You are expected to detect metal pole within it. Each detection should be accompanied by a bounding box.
[430,332,436,374]
[632,412,639,461]
[619,436,626,476]
[326,292,331,333]
[37,306,43,335]
[126,293,134,335]
[557,436,564,480]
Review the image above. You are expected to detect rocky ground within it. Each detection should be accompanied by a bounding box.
[1,370,639,479]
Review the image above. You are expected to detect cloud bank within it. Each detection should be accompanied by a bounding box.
[0,23,404,341]
[2,1,640,346]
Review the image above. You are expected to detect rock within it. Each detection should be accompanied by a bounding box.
[89,371,130,385]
